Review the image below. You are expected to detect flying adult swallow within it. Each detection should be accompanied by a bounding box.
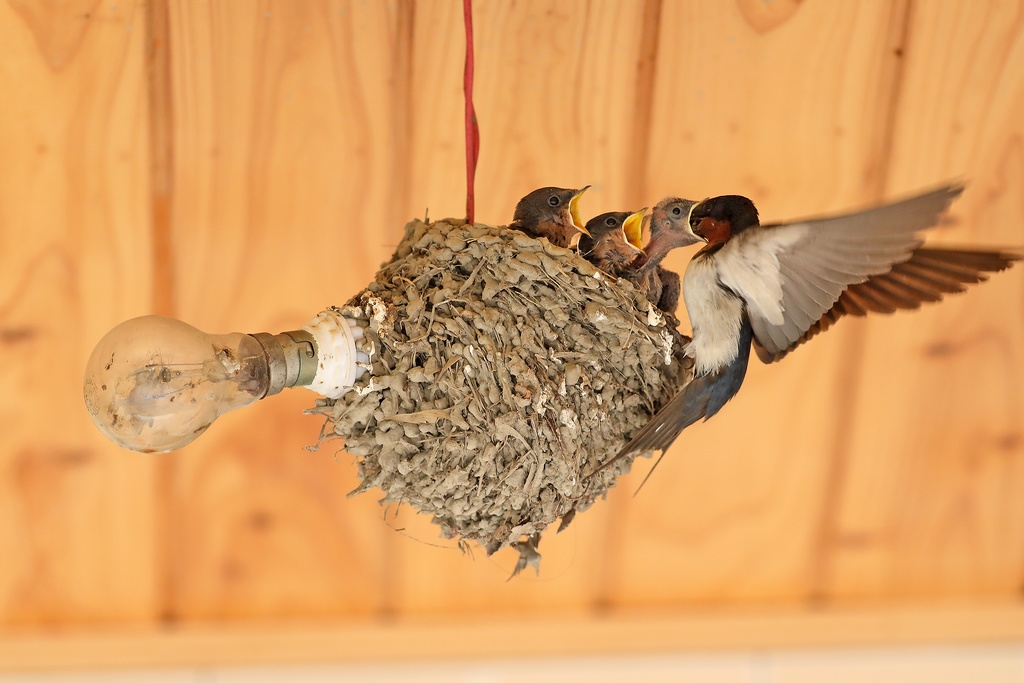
[624,197,703,314]
[579,209,646,276]
[510,186,591,248]
[608,183,1020,465]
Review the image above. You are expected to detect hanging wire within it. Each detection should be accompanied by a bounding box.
[463,0,480,225]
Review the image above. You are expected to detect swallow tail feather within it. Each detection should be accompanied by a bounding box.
[608,320,753,465]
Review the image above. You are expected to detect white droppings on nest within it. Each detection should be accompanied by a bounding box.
[660,329,676,366]
[367,297,389,326]
[353,377,377,396]
[316,219,690,569]
[646,306,664,327]
[533,387,552,415]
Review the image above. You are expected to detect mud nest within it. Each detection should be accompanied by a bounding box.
[314,218,690,572]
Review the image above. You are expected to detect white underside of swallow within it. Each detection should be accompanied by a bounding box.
[683,255,745,377]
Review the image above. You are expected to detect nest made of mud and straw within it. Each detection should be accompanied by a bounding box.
[314,218,689,572]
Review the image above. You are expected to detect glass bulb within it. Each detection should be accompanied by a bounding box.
[84,312,367,453]
[83,316,272,453]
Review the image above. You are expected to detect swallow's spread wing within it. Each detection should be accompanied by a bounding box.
[714,184,967,359]
[755,247,1020,362]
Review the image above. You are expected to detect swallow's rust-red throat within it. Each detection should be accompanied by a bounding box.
[696,217,732,245]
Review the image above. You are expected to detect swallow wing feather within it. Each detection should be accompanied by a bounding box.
[714,184,965,359]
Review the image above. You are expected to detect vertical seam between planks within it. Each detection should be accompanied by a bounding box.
[146,0,176,318]
[379,0,416,620]
[624,0,663,209]
[874,0,916,198]
[144,0,178,624]
[592,0,663,614]
[385,0,416,239]
[809,0,916,603]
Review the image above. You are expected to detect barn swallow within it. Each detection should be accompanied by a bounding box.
[510,186,591,248]
[624,197,703,314]
[579,209,646,275]
[607,183,1020,466]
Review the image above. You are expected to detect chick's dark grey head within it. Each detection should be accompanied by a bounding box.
[512,187,581,232]
[583,211,630,239]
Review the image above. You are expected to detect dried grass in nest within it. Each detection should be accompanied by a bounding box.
[313,218,691,573]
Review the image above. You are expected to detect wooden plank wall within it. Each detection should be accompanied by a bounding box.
[0,0,158,624]
[0,0,1022,666]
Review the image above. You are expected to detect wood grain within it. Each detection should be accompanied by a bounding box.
[1,0,1023,659]
[821,0,1024,599]
[3,601,1024,672]
[390,0,656,616]
[162,0,409,619]
[468,0,655,223]
[0,0,158,623]
[606,0,917,608]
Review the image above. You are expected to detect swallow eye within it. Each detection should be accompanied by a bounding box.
[548,195,561,207]
[605,216,617,227]
[670,206,682,217]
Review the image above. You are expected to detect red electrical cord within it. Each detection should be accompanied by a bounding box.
[463,0,479,225]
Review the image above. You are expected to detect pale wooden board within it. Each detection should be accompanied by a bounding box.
[641,1,911,212]
[467,0,656,223]
[387,0,657,615]
[822,0,1024,598]
[162,0,410,619]
[0,0,159,623]
[3,0,1024,650]
[1,602,1024,672]
[608,1,919,605]
[403,0,465,225]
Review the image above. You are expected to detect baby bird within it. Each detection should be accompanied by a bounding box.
[623,197,702,314]
[510,186,591,248]
[579,209,646,276]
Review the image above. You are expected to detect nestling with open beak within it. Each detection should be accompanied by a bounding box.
[510,186,591,248]
[579,209,646,276]
[624,197,703,314]
[606,183,1020,468]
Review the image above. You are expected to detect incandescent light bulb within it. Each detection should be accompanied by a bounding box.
[83,310,367,453]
